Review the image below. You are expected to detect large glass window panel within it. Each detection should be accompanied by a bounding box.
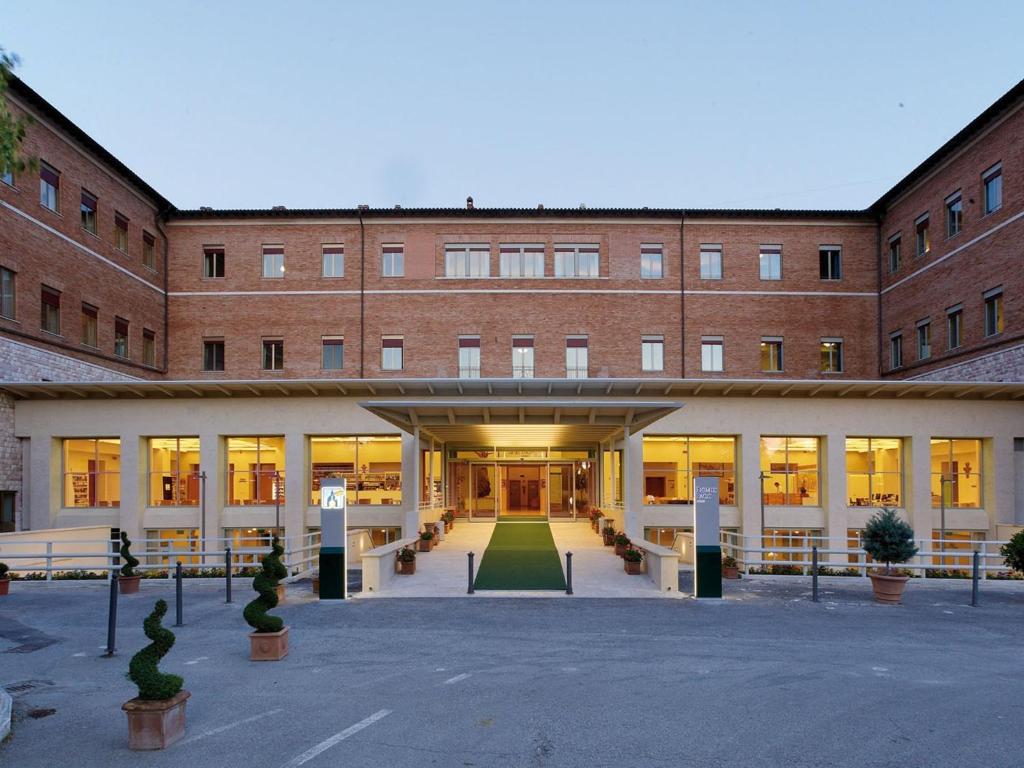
[512,337,534,378]
[845,438,902,507]
[499,246,544,278]
[226,436,285,506]
[930,438,982,509]
[760,436,819,506]
[148,437,201,506]
[640,246,663,278]
[144,528,201,566]
[310,435,402,506]
[63,438,121,508]
[642,436,736,505]
[641,337,664,371]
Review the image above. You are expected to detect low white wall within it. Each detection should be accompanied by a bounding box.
[0,524,112,571]
[361,537,419,593]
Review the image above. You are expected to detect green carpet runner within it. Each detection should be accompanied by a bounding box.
[473,522,567,591]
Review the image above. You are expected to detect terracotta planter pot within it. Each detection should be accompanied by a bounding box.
[624,559,642,575]
[0,578,10,596]
[398,558,416,575]
[275,583,286,604]
[614,542,629,557]
[249,626,289,661]
[417,538,434,553]
[591,521,600,533]
[312,576,319,595]
[603,534,615,547]
[869,571,909,604]
[722,566,739,580]
[123,690,190,750]
[118,575,142,594]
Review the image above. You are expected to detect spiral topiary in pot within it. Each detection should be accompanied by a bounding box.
[243,536,287,634]
[120,531,139,577]
[128,599,183,700]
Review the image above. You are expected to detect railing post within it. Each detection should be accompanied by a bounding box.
[46,541,53,582]
[971,551,980,607]
[565,551,573,595]
[225,547,233,603]
[104,573,118,657]
[811,546,819,603]
[175,561,184,626]
[467,551,475,594]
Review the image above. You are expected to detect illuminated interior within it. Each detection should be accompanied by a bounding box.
[760,437,819,506]
[309,435,402,506]
[224,527,284,564]
[602,448,622,505]
[762,528,824,564]
[845,437,902,507]
[930,438,982,508]
[144,527,200,565]
[148,437,201,506]
[226,436,285,506]
[63,438,121,507]
[642,436,737,504]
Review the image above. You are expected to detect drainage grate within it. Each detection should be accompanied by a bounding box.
[3,680,54,697]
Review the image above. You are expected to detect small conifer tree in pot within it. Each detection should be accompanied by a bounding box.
[0,561,10,596]
[862,507,919,604]
[118,531,142,594]
[1000,530,1024,576]
[244,536,289,660]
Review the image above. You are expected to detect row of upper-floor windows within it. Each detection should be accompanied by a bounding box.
[887,162,1003,273]
[1,161,158,270]
[888,286,1004,369]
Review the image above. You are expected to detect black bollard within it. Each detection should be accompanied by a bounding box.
[104,573,118,657]
[565,551,573,595]
[175,561,184,626]
[971,550,980,607]
[467,551,475,594]
[812,546,819,603]
[225,547,233,604]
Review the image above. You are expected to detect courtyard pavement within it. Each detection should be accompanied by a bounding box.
[1,577,1023,767]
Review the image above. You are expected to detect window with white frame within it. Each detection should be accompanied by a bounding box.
[499,245,544,277]
[262,245,285,278]
[641,335,664,372]
[203,247,225,278]
[915,213,930,257]
[1,266,15,320]
[382,245,404,277]
[382,336,404,370]
[640,245,663,278]
[890,332,903,369]
[80,190,98,234]
[818,246,842,280]
[820,338,843,373]
[458,336,481,377]
[39,162,60,211]
[115,213,129,253]
[945,191,963,237]
[512,336,534,378]
[946,304,963,349]
[322,245,344,277]
[759,245,782,280]
[888,234,901,273]
[114,317,130,359]
[445,245,490,277]
[917,319,931,360]
[982,163,1002,215]
[322,336,344,369]
[699,244,722,280]
[701,336,723,372]
[760,337,783,372]
[554,245,599,278]
[984,286,1003,337]
[262,338,284,370]
[565,337,588,378]
[143,232,156,269]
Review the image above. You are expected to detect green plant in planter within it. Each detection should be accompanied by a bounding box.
[128,599,183,700]
[441,511,455,524]
[397,547,416,563]
[420,531,435,541]
[862,507,918,574]
[0,562,8,579]
[1000,530,1024,574]
[243,536,287,634]
[590,509,604,522]
[721,555,738,569]
[622,548,643,563]
[120,531,139,577]
[614,532,631,547]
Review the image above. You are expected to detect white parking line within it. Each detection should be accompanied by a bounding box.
[184,656,210,665]
[443,673,471,685]
[280,709,392,768]
[180,708,284,745]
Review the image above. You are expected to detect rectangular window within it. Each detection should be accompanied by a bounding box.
[81,303,98,347]
[499,245,544,278]
[888,235,901,273]
[512,336,534,378]
[1,167,12,186]
[945,192,963,237]
[641,335,664,372]
[820,338,843,373]
[915,214,930,257]
[39,162,60,211]
[142,231,156,269]
[760,337,783,372]
[984,287,1004,336]
[640,245,664,279]
[382,245,404,277]
[890,333,903,369]
[554,245,600,278]
[566,336,588,378]
[147,437,201,506]
[642,436,736,505]
[262,245,285,278]
[80,190,97,234]
[699,245,722,280]
[310,435,402,507]
[701,337,723,372]
[262,338,284,370]
[382,336,404,370]
[846,438,903,508]
[115,213,129,252]
[445,245,490,277]
[322,336,344,370]
[946,305,963,350]
[759,246,782,280]
[226,436,285,506]
[114,316,129,358]
[143,328,156,366]
[916,319,931,360]
[0,266,14,319]
[63,438,121,508]
[203,247,225,278]
[0,491,13,533]
[41,285,61,335]
[983,163,1002,215]
[931,438,982,509]
[322,245,345,277]
[818,246,842,280]
[203,339,225,371]
[458,336,481,378]
[760,436,820,506]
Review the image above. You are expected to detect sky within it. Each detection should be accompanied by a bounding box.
[4,0,1023,211]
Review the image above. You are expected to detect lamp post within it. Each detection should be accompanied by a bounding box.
[758,470,768,562]
[199,471,207,565]
[274,470,282,532]
[939,474,953,569]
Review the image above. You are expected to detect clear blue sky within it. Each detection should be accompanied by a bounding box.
[5,0,1023,210]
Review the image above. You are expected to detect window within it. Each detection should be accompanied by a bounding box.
[701,337,723,372]
[946,305,963,349]
[0,491,14,533]
[818,246,842,280]
[846,438,903,508]
[310,435,402,507]
[820,338,843,373]
[760,437,820,506]
[143,528,202,565]
[931,438,982,508]
[203,339,225,371]
[699,244,722,280]
[1,167,12,186]
[203,247,225,278]
[888,235,901,273]
[458,336,481,378]
[114,317,129,358]
[945,192,963,237]
[0,266,14,319]
[322,336,344,370]
[143,232,156,269]
[565,336,588,378]
[40,285,60,335]
[262,338,283,370]
[641,335,664,372]
[640,245,664,278]
[262,245,284,278]
[115,213,129,252]
[512,336,534,378]
[63,438,121,508]
[499,245,544,278]
[915,214,930,257]
[39,162,60,211]
[760,337,783,372]
[642,436,736,505]
[80,190,97,234]
[147,437,201,506]
[445,245,490,277]
[382,336,403,370]
[382,245,404,277]
[81,303,98,347]
[889,333,903,369]
[554,245,599,278]
[759,245,782,280]
[322,245,344,277]
[143,329,156,366]
[226,436,285,506]
[983,163,1002,215]
[984,287,1003,336]
[916,320,931,360]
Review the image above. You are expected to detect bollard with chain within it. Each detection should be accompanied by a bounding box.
[225,547,233,603]
[174,561,184,626]
[971,550,980,607]
[467,551,475,594]
[104,571,118,657]
[812,546,819,603]
[565,551,573,595]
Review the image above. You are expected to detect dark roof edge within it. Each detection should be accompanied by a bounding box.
[6,74,174,212]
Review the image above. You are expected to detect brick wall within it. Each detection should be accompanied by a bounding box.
[909,342,1024,382]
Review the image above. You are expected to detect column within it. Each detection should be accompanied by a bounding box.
[118,431,143,543]
[907,435,933,566]
[623,427,644,540]
[739,431,762,552]
[402,429,421,536]
[823,433,849,567]
[197,430,222,551]
[284,431,306,543]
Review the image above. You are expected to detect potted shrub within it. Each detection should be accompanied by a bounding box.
[590,509,604,533]
[397,547,417,575]
[0,562,9,596]
[613,532,631,557]
[442,510,455,533]
[602,527,616,547]
[1000,530,1024,575]
[721,555,739,579]
[417,530,435,552]
[862,507,919,604]
[122,599,189,750]
[623,548,644,575]
[118,531,142,594]
[243,535,289,661]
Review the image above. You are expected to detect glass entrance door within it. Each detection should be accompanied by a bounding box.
[470,463,497,520]
[549,464,574,519]
[499,464,545,517]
